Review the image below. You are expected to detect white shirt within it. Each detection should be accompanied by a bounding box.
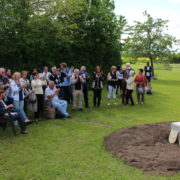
[10,80,25,101]
[45,86,59,101]
[117,71,123,80]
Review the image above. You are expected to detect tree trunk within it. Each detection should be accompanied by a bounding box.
[150,57,155,78]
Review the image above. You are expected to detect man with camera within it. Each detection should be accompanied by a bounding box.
[60,62,72,104]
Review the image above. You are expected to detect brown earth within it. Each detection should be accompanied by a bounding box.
[104,122,180,175]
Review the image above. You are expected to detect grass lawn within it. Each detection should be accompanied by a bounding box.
[1,63,180,180]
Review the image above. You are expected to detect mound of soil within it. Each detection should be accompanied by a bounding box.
[104,122,180,175]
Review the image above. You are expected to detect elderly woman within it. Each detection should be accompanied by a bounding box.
[107,66,118,106]
[134,69,147,104]
[79,66,89,108]
[11,72,27,109]
[92,66,104,107]
[71,69,84,111]
[31,72,47,121]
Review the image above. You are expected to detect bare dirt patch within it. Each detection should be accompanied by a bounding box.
[104,122,180,175]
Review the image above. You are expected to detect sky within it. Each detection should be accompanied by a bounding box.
[114,0,180,40]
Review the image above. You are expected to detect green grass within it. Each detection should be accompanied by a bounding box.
[1,63,180,180]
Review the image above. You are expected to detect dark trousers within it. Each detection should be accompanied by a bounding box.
[34,94,44,119]
[24,98,28,115]
[116,80,122,95]
[125,90,134,105]
[122,90,126,104]
[83,88,88,108]
[62,86,72,104]
[146,76,151,83]
[93,89,102,107]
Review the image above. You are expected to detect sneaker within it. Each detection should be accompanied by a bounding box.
[114,102,118,105]
[79,108,83,111]
[136,102,140,104]
[107,103,110,106]
[141,102,144,104]
[72,109,76,111]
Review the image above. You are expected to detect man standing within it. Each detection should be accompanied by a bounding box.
[144,62,152,83]
[60,63,72,104]
[45,81,71,119]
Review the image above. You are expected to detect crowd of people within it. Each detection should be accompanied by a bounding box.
[0,62,152,134]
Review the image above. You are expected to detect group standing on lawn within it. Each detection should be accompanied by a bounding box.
[0,62,152,134]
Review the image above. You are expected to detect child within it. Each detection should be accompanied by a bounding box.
[125,70,135,106]
[147,83,152,95]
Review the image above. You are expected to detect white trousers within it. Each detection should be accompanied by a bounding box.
[107,85,117,99]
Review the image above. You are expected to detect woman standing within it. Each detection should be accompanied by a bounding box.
[125,70,135,106]
[79,66,89,108]
[92,66,104,107]
[107,66,118,106]
[11,72,27,109]
[20,71,30,114]
[134,69,147,104]
[31,72,47,121]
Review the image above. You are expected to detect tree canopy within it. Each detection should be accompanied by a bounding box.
[123,11,179,76]
[0,0,122,74]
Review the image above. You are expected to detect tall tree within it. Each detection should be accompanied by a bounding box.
[124,11,179,77]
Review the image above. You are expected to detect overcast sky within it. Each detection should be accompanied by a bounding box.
[114,0,180,40]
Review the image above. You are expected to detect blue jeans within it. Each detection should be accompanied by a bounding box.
[52,99,69,117]
[15,109,27,132]
[14,100,28,120]
[14,100,24,109]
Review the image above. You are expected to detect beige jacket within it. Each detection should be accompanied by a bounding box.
[31,79,47,95]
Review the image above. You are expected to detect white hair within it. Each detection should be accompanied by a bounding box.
[74,69,79,73]
[81,66,86,71]
[51,66,57,71]
[0,68,5,73]
[126,63,130,67]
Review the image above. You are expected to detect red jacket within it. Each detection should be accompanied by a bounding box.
[134,75,147,87]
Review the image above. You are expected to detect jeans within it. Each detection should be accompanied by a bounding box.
[14,100,24,109]
[107,85,117,99]
[52,99,69,117]
[13,100,28,120]
[93,89,102,107]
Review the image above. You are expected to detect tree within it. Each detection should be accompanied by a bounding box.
[0,0,123,74]
[123,11,179,77]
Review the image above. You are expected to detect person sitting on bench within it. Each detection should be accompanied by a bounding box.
[0,89,32,134]
[45,81,71,119]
